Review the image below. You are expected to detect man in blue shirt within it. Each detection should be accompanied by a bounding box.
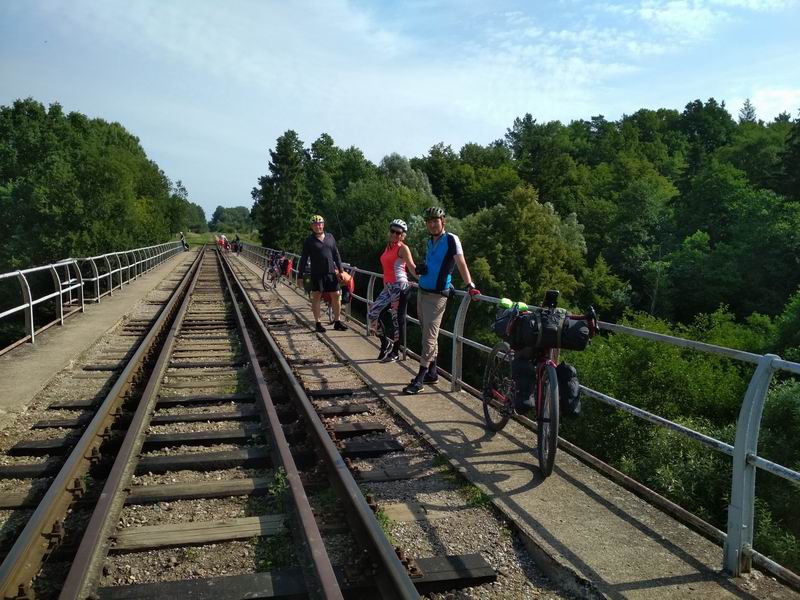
[403,207,480,395]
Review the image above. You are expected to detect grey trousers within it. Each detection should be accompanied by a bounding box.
[417,291,448,366]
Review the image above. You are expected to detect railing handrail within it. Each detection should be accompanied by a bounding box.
[0,241,184,356]
[239,241,799,582]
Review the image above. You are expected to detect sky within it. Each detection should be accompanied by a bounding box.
[1,0,799,220]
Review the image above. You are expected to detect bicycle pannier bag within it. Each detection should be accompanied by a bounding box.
[560,317,591,351]
[556,362,581,417]
[492,309,517,340]
[527,307,566,349]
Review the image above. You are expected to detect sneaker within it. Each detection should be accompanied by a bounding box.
[333,320,348,331]
[315,322,326,333]
[423,359,438,383]
[381,350,399,363]
[423,372,439,384]
[377,337,392,360]
[403,380,424,395]
[516,396,535,411]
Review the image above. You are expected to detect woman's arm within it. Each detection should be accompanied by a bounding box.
[399,244,419,280]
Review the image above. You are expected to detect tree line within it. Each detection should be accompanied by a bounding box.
[0,98,210,271]
[251,98,800,569]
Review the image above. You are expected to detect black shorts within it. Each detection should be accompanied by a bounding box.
[311,274,340,293]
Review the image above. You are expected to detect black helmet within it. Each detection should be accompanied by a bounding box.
[423,206,445,220]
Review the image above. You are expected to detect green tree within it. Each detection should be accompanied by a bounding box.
[0,97,181,271]
[461,184,586,303]
[251,130,312,250]
[738,98,757,124]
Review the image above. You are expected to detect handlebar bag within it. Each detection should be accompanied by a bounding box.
[528,307,566,349]
[560,317,591,351]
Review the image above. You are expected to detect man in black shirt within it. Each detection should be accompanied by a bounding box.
[298,215,349,333]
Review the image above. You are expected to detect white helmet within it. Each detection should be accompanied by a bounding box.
[390,218,408,232]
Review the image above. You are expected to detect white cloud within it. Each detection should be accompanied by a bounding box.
[750,88,800,118]
[638,1,724,40]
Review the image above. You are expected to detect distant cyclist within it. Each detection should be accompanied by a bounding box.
[403,207,480,395]
[298,215,348,333]
[367,219,417,362]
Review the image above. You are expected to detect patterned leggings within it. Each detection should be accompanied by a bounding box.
[367,282,410,345]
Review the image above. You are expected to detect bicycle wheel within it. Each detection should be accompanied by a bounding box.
[482,342,514,431]
[536,363,560,477]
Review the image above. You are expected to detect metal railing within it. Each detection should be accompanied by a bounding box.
[240,241,799,582]
[0,242,184,356]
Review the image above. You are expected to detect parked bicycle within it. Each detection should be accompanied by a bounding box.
[482,290,598,477]
[263,254,291,292]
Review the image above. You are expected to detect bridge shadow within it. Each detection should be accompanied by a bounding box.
[330,339,762,600]
[264,281,771,599]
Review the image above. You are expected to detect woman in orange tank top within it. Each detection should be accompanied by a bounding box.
[367,219,418,362]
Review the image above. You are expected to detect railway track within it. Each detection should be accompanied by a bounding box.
[0,247,497,599]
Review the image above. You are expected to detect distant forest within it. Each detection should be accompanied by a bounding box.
[251,98,800,569]
[0,98,207,271]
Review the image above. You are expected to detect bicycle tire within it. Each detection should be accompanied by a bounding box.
[536,363,560,477]
[263,269,278,291]
[482,342,514,431]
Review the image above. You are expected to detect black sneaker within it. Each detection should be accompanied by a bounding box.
[423,372,439,384]
[381,350,399,363]
[333,320,348,331]
[377,337,392,360]
[403,380,424,395]
[315,322,326,333]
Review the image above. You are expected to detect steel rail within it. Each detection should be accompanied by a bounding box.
[222,253,421,600]
[57,246,208,599]
[218,250,345,600]
[0,248,203,599]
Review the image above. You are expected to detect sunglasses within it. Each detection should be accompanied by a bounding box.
[389,229,404,235]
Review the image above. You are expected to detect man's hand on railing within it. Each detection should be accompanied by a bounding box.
[466,282,481,301]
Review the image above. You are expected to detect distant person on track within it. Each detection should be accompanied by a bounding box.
[234,233,241,254]
[298,215,349,333]
[403,207,480,395]
[179,232,189,251]
[367,219,417,363]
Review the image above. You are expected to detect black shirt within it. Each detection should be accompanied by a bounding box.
[299,233,342,277]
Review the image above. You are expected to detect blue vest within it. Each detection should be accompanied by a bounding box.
[419,233,458,292]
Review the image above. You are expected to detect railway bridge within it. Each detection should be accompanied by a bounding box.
[0,242,797,599]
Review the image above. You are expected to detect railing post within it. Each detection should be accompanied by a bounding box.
[49,265,64,325]
[450,294,471,392]
[724,353,778,576]
[17,272,34,344]
[103,256,113,296]
[113,254,123,291]
[89,258,100,302]
[366,275,376,336]
[75,261,85,312]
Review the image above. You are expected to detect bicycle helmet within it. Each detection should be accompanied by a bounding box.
[423,206,445,220]
[390,218,407,232]
[309,214,325,224]
[302,275,314,293]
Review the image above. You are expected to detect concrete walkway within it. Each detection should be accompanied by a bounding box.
[0,251,195,425]
[265,271,796,600]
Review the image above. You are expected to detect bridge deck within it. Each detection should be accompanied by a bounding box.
[0,253,196,424]
[268,268,796,600]
[1,252,795,599]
